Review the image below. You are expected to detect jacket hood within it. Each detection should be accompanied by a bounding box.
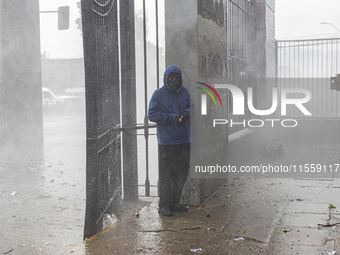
[164,65,183,93]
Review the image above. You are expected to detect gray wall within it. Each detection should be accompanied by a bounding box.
[165,0,229,205]
[0,0,43,159]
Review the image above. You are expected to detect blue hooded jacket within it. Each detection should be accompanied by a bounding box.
[148,65,192,145]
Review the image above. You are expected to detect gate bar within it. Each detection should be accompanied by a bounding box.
[143,0,150,197]
[155,0,160,89]
[120,0,138,201]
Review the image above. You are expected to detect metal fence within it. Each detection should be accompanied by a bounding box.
[226,0,257,134]
[277,38,340,119]
[134,0,164,198]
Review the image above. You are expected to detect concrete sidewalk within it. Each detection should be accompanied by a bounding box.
[63,176,340,255]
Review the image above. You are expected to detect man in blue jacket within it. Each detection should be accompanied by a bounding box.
[148,65,192,216]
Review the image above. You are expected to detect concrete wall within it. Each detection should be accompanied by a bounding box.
[251,0,276,111]
[251,0,276,79]
[165,0,276,205]
[165,0,228,205]
[0,0,43,159]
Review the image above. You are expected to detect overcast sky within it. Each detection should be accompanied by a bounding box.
[39,0,82,59]
[276,0,340,39]
[39,0,340,59]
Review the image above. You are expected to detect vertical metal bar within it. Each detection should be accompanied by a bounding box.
[143,0,150,197]
[297,41,300,116]
[303,40,305,78]
[327,40,330,117]
[155,0,160,197]
[297,41,299,79]
[312,41,314,115]
[275,40,278,79]
[335,40,339,116]
[307,41,309,78]
[82,0,99,239]
[316,40,319,116]
[155,0,160,89]
[120,0,138,201]
[322,40,324,116]
[330,40,336,117]
[284,42,286,78]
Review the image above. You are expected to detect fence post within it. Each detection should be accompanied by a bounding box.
[120,0,138,201]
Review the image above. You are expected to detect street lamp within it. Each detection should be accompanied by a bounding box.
[320,22,340,33]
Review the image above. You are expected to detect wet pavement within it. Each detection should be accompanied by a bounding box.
[63,142,340,255]
[2,115,340,254]
[0,115,86,255]
[64,178,340,254]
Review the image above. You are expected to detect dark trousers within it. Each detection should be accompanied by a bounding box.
[158,143,190,209]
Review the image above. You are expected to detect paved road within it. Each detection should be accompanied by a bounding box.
[1,115,86,255]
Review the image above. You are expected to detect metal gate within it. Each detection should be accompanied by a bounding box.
[226,0,257,134]
[81,0,163,239]
[277,38,340,119]
[81,0,260,239]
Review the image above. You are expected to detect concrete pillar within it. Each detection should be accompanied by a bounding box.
[251,0,276,78]
[164,0,228,205]
[250,0,276,115]
[0,0,43,159]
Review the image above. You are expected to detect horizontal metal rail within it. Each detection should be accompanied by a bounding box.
[114,124,157,132]
[278,37,340,43]
[227,54,249,63]
[88,124,157,141]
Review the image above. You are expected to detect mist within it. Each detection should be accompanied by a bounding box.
[2,0,340,254]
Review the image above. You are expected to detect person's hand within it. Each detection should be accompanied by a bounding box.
[175,115,184,124]
[180,110,189,122]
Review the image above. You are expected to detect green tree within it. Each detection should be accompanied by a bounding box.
[75,1,82,37]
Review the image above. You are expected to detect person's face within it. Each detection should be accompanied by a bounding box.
[167,72,181,92]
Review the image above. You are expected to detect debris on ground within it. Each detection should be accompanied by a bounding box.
[283,228,292,232]
[137,247,151,252]
[329,203,336,209]
[318,222,340,227]
[190,248,202,252]
[2,249,14,254]
[234,237,245,241]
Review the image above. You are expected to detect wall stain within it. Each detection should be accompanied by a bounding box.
[201,52,225,78]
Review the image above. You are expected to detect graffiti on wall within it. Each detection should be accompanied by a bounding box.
[200,52,226,78]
